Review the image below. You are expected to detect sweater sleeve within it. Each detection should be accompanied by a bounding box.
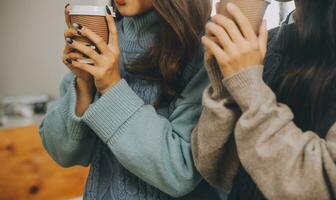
[81,65,209,197]
[191,59,241,192]
[223,65,336,200]
[39,73,97,167]
[191,86,241,192]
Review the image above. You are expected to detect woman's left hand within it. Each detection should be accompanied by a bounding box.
[65,7,121,94]
[202,3,268,78]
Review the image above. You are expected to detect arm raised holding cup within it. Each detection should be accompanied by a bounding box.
[63,4,96,116]
[39,4,117,167]
[192,1,267,193]
[38,4,101,168]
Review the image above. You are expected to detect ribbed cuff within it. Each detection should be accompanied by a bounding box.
[58,76,93,140]
[205,59,228,99]
[83,79,144,144]
[223,65,264,111]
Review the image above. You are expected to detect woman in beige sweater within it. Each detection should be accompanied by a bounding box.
[192,1,336,200]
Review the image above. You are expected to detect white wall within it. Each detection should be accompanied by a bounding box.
[0,0,69,99]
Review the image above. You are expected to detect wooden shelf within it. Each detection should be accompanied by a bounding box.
[0,124,89,200]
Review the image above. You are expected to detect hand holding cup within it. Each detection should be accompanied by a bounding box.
[203,3,268,78]
[62,4,93,83]
[64,6,121,94]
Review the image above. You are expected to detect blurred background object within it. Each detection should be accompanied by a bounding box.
[0,103,5,127]
[2,95,49,116]
[0,95,49,130]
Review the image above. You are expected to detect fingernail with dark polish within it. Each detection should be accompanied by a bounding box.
[86,44,96,50]
[73,23,82,30]
[66,58,72,64]
[65,3,70,9]
[66,37,73,44]
[106,5,112,15]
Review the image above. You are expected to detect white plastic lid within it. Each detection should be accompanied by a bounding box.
[69,0,111,7]
[69,5,115,16]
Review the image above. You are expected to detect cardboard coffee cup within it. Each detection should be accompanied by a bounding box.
[205,0,270,98]
[217,0,270,33]
[69,5,114,45]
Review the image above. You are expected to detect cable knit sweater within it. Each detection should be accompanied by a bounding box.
[191,27,336,199]
[39,11,220,200]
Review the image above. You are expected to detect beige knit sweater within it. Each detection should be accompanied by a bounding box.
[192,61,336,200]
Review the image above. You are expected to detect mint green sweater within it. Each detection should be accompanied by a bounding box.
[39,11,219,200]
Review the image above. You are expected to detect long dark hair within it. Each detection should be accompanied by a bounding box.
[271,0,336,137]
[111,0,212,107]
[229,3,336,200]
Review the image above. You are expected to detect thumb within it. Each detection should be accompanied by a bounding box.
[258,20,268,58]
[64,3,72,28]
[106,5,119,50]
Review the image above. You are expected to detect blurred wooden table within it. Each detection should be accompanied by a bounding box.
[0,124,89,200]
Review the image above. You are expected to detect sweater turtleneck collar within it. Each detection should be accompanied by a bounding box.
[120,10,160,44]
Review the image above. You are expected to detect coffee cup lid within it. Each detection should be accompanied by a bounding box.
[69,5,115,17]
[69,0,111,6]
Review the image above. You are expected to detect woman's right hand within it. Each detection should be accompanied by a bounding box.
[62,4,93,84]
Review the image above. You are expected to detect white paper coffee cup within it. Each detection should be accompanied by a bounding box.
[69,5,115,64]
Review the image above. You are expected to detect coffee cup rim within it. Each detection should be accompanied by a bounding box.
[69,5,115,16]
[220,0,272,5]
[263,0,272,4]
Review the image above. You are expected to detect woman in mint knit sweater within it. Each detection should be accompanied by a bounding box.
[39,0,221,199]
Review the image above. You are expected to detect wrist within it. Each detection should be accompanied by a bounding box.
[101,77,121,95]
[75,77,95,117]
[223,65,264,111]
[76,77,95,93]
